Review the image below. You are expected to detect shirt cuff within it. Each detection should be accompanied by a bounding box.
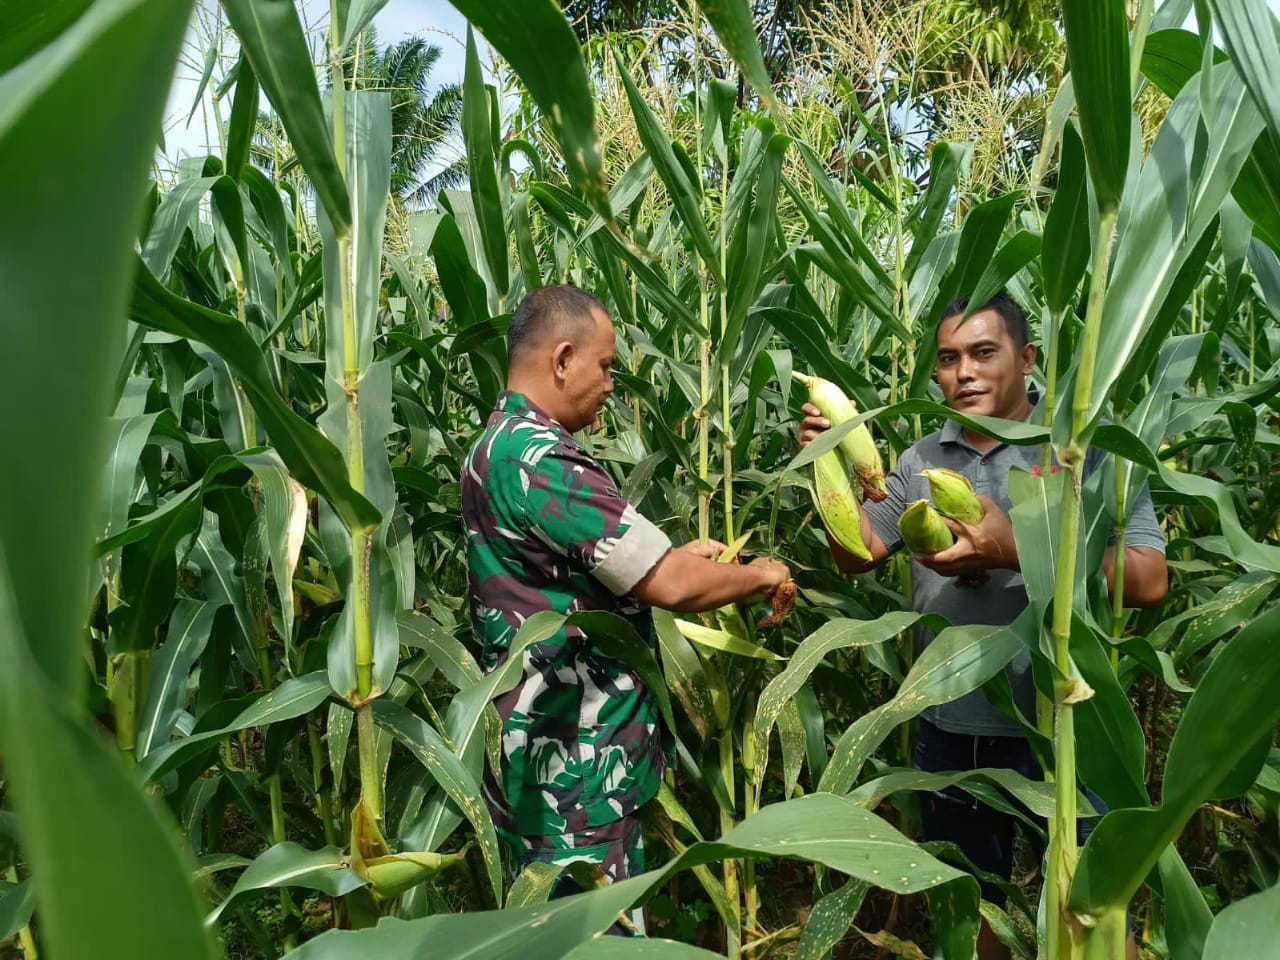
[592,507,673,596]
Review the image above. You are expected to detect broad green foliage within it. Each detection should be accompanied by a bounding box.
[3,0,1280,959]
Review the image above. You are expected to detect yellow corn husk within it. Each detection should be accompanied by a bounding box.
[793,371,887,501]
[812,448,873,561]
[922,468,984,524]
[898,499,954,553]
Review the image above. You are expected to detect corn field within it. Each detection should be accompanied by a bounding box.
[2,0,1280,957]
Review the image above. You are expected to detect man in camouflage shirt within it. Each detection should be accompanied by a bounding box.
[463,285,789,898]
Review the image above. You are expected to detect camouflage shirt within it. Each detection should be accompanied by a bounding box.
[462,391,673,837]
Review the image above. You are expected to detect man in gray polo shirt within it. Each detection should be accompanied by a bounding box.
[800,292,1166,960]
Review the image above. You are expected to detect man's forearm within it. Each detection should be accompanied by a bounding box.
[1102,545,1168,608]
[633,551,784,613]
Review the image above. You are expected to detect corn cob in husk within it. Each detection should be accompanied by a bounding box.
[898,499,954,553]
[922,468,984,524]
[812,445,873,560]
[793,372,887,501]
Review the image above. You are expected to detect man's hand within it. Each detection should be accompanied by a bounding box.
[677,539,731,561]
[747,556,791,593]
[798,403,830,448]
[914,495,1019,579]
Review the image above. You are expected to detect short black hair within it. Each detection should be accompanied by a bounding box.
[506,284,608,363]
[937,291,1029,347]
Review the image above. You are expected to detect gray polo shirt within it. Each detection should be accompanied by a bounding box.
[863,418,1166,737]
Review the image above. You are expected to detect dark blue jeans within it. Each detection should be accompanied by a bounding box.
[914,719,1103,906]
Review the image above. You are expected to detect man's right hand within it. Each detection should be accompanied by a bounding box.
[798,402,830,448]
[747,556,791,594]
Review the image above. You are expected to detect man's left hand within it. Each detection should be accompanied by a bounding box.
[914,495,1019,578]
[677,539,732,561]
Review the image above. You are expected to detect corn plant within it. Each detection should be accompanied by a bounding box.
[5,1,1280,959]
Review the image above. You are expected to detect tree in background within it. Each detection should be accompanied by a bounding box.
[346,28,465,207]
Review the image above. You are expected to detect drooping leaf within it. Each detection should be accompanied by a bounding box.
[444,0,611,220]
[753,612,923,776]
[131,265,381,532]
[140,671,332,780]
[697,0,781,116]
[818,615,1031,794]
[207,842,364,924]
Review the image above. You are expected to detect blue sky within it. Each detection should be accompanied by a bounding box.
[161,0,1280,165]
[161,0,470,163]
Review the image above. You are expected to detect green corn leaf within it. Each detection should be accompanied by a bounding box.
[0,0,95,72]
[1,0,194,697]
[0,547,217,959]
[1154,847,1214,960]
[462,26,508,298]
[140,671,332,780]
[906,142,968,277]
[1207,0,1280,155]
[1042,122,1091,314]
[445,0,611,221]
[567,941,725,959]
[794,140,893,284]
[131,265,382,532]
[1086,62,1261,425]
[910,190,1021,400]
[1070,602,1280,914]
[0,878,35,943]
[1202,882,1280,960]
[207,842,364,924]
[964,229,1041,321]
[1141,28,1280,255]
[340,0,392,48]
[372,700,503,904]
[225,51,258,179]
[221,0,351,235]
[1061,0,1131,211]
[818,613,1032,794]
[110,492,203,655]
[653,609,715,741]
[753,612,923,778]
[697,0,781,117]
[796,879,870,960]
[135,600,219,760]
[285,793,974,959]
[615,50,721,280]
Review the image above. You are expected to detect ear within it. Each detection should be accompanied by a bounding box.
[1020,342,1037,375]
[550,340,574,381]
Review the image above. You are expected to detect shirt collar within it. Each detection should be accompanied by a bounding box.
[497,390,568,435]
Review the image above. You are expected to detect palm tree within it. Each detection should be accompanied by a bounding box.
[346,29,466,208]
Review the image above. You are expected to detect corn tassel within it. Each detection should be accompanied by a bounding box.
[898,499,954,553]
[793,372,887,501]
[922,468,984,524]
[813,447,873,561]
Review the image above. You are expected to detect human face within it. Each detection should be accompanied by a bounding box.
[935,309,1036,420]
[559,306,616,432]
